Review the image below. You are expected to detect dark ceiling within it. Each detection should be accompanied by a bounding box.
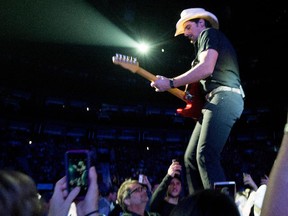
[0,0,287,108]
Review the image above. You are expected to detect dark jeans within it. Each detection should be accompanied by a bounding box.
[184,91,244,194]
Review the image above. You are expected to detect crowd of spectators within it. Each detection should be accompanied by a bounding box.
[0,84,285,198]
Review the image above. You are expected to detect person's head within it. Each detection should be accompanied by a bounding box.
[117,179,148,212]
[78,160,85,167]
[167,175,182,199]
[0,170,45,216]
[174,8,219,43]
[152,183,160,193]
[170,189,240,216]
[100,184,118,202]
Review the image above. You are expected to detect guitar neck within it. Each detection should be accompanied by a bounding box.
[135,67,186,102]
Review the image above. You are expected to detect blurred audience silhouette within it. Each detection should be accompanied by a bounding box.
[169,189,240,216]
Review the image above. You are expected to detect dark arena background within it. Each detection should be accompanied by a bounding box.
[0,0,287,194]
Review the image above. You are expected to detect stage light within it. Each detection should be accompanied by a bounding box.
[136,42,150,54]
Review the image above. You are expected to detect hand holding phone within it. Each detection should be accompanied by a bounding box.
[214,181,236,200]
[65,149,91,200]
[49,166,99,216]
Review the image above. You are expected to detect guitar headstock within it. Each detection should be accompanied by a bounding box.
[112,53,139,73]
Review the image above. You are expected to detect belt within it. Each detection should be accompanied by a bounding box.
[205,85,244,101]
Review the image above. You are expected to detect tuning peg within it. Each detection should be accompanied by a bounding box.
[127,56,133,63]
[113,53,137,64]
[115,53,123,60]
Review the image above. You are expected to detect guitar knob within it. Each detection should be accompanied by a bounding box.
[185,92,193,101]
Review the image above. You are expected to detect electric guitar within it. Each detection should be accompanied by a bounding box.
[112,53,204,120]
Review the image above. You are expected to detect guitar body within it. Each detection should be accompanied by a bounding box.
[112,53,204,121]
[176,82,204,120]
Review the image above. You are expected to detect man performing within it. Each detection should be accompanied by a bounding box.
[151,8,245,194]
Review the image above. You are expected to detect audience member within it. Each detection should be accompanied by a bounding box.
[238,173,269,216]
[243,173,269,191]
[235,191,249,216]
[260,110,288,216]
[169,189,241,216]
[117,179,160,216]
[151,183,160,194]
[139,174,152,193]
[253,184,267,216]
[108,200,123,216]
[138,174,153,211]
[149,160,183,215]
[48,166,100,216]
[237,187,266,216]
[0,169,45,216]
[98,184,118,216]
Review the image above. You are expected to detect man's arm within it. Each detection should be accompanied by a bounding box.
[149,174,172,211]
[149,161,182,211]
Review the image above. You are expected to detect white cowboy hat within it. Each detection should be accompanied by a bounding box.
[175,8,219,36]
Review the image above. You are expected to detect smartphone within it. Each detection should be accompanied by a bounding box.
[65,149,90,200]
[214,181,236,200]
[138,174,145,184]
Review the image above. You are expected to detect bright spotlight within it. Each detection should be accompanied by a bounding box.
[137,42,150,53]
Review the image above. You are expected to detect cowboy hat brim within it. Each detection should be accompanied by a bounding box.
[175,8,219,36]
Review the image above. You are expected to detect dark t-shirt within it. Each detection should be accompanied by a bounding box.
[151,200,176,216]
[193,28,241,93]
[149,175,180,216]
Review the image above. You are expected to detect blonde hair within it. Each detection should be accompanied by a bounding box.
[117,179,138,212]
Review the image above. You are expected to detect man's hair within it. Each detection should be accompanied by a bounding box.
[0,170,44,216]
[189,18,212,28]
[117,179,138,212]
